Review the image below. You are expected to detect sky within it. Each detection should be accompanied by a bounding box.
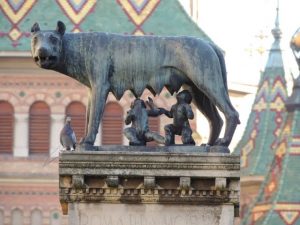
[187,0,300,89]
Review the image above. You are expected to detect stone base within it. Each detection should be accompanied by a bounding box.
[69,203,234,225]
[76,144,230,153]
[59,146,240,225]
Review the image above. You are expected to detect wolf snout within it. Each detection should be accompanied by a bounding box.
[34,47,57,65]
[36,47,49,58]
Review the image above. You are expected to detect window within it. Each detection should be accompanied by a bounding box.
[31,209,42,225]
[11,209,23,225]
[0,209,4,225]
[29,101,50,154]
[66,102,86,142]
[102,102,123,145]
[0,101,14,153]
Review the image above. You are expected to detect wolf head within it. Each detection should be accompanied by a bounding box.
[31,21,66,69]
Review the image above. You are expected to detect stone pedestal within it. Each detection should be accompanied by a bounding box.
[59,146,240,225]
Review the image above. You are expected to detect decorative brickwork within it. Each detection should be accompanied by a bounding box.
[117,0,160,35]
[56,0,97,32]
[0,1,211,50]
[0,0,37,47]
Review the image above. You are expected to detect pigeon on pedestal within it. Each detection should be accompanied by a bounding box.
[60,116,76,151]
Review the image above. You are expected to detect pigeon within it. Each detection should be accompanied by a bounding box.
[60,116,76,151]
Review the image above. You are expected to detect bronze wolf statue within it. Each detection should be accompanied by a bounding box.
[31,21,239,148]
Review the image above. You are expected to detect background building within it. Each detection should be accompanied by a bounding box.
[233,9,288,221]
[242,77,300,223]
[0,1,251,224]
[234,6,300,225]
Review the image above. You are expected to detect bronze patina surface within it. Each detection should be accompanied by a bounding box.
[31,21,239,149]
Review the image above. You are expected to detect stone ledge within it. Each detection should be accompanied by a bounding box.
[76,144,230,153]
[59,146,240,217]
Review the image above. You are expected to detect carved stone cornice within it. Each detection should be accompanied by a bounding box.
[59,146,240,216]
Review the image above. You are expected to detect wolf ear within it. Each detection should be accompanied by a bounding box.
[56,21,66,35]
[31,22,40,33]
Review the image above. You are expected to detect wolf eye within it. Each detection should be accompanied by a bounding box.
[49,35,58,44]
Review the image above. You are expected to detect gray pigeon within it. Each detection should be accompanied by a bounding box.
[60,116,76,151]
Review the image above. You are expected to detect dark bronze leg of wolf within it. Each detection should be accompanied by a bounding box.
[189,86,223,146]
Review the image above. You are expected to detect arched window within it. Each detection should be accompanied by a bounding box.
[66,102,86,142]
[147,117,160,146]
[0,209,4,225]
[11,208,23,225]
[50,211,61,225]
[31,209,42,225]
[102,102,123,145]
[29,101,50,154]
[0,101,14,153]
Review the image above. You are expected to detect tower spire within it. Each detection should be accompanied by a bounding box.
[240,27,300,225]
[234,3,288,222]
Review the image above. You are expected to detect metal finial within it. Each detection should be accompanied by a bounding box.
[275,0,279,28]
[272,0,281,39]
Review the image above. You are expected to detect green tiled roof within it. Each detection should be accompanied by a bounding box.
[233,11,288,177]
[241,76,300,225]
[0,0,212,51]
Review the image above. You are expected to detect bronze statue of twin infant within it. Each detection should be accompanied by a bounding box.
[124,90,195,146]
[30,21,240,150]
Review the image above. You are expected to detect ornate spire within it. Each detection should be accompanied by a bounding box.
[266,0,283,69]
[234,3,288,220]
[240,42,300,225]
[239,20,300,225]
[234,3,287,176]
